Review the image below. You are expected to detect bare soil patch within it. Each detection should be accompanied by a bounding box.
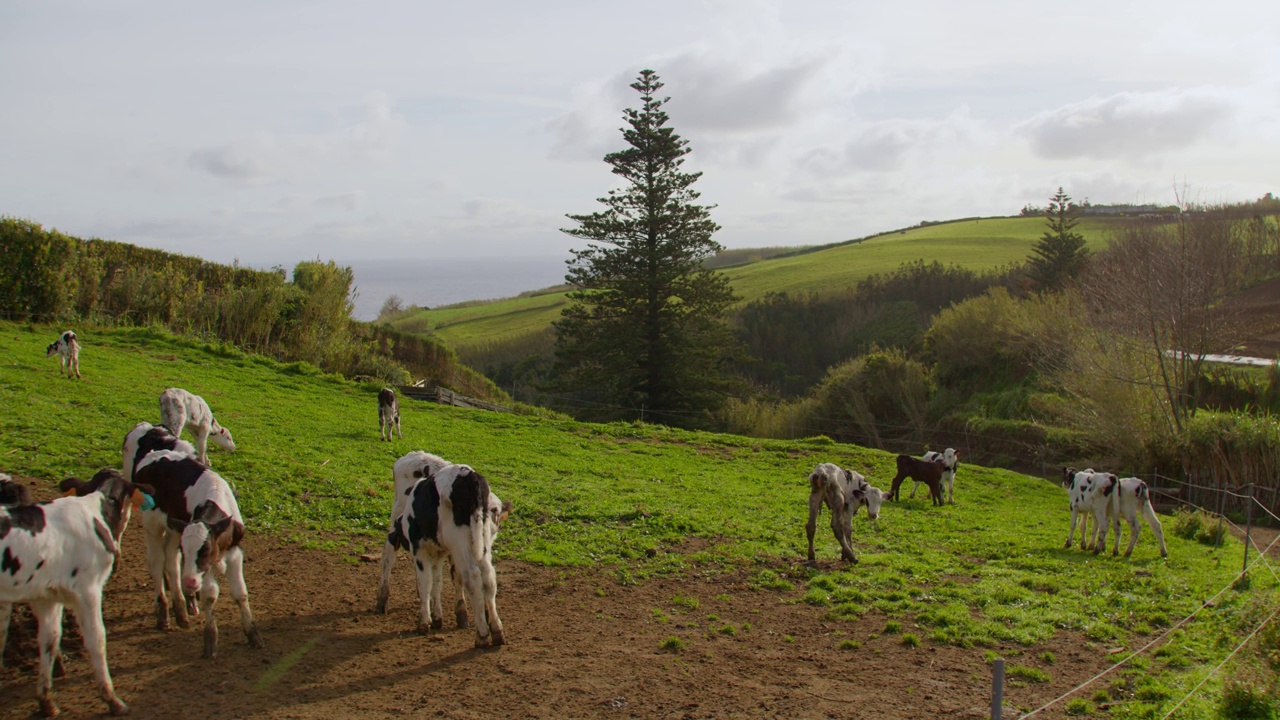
[3,489,1116,719]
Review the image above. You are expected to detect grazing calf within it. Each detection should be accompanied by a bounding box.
[0,469,152,716]
[379,387,401,441]
[1061,468,1117,553]
[45,330,81,379]
[806,463,885,565]
[132,450,264,657]
[390,462,509,647]
[914,449,959,504]
[159,388,236,465]
[887,454,945,505]
[1106,477,1169,559]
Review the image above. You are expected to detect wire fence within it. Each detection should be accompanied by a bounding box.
[1015,482,1280,719]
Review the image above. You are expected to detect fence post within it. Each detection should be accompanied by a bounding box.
[1243,484,1254,576]
[1217,480,1227,548]
[991,658,1005,720]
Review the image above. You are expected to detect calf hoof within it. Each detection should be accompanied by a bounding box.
[203,627,218,659]
[431,618,443,631]
[246,626,265,649]
[107,698,130,716]
[490,629,506,647]
[455,610,468,629]
[415,621,432,636]
[38,698,59,717]
[1062,541,1071,549]
[474,635,489,649]
[1160,550,1168,559]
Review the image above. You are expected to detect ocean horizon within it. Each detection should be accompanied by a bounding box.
[348,256,570,321]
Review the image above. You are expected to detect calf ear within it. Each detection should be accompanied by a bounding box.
[59,477,86,497]
[209,516,235,540]
[495,501,513,525]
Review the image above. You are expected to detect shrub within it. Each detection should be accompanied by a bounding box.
[1217,682,1276,719]
[659,636,684,652]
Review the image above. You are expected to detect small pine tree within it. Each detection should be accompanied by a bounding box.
[1027,188,1089,292]
[553,69,741,426]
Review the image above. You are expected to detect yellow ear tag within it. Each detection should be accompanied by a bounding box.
[61,488,77,498]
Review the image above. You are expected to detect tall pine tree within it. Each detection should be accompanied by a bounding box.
[1027,188,1089,292]
[554,69,741,426]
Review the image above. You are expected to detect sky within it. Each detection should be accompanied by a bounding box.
[2,0,1278,278]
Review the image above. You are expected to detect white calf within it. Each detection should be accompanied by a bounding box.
[1105,477,1169,558]
[915,448,959,504]
[45,330,81,379]
[159,388,236,465]
[1062,467,1116,553]
[806,463,883,565]
[390,462,510,647]
[0,469,151,716]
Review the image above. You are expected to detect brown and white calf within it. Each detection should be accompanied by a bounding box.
[0,469,152,717]
[806,462,886,565]
[388,460,510,647]
[45,330,81,379]
[0,471,33,506]
[1061,467,1117,553]
[887,454,946,505]
[159,387,236,466]
[132,450,264,657]
[378,387,401,441]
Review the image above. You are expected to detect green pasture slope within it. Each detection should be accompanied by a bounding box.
[402,215,1126,350]
[2,322,1275,717]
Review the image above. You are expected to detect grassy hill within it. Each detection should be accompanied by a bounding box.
[2,321,1275,717]
[395,215,1128,351]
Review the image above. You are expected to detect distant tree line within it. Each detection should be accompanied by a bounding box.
[0,216,504,400]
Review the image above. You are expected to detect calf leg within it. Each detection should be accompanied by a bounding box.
[70,590,128,716]
[31,599,64,718]
[908,480,921,499]
[198,573,221,659]
[831,507,857,563]
[1091,507,1111,554]
[451,562,468,629]
[428,556,447,630]
[226,548,264,648]
[1143,502,1168,558]
[1120,513,1139,557]
[375,532,397,613]
[1065,508,1083,549]
[805,490,823,564]
[412,550,438,634]
[480,559,504,646]
[456,561,492,648]
[194,426,210,466]
[946,473,955,504]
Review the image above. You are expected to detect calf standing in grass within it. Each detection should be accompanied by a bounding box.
[379,387,401,441]
[888,454,945,505]
[45,330,81,379]
[1106,476,1169,558]
[915,448,959,504]
[159,387,236,465]
[806,463,886,565]
[388,460,509,647]
[0,469,153,716]
[1061,467,1116,553]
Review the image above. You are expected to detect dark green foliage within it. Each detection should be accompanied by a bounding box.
[554,70,742,427]
[1027,188,1089,292]
[0,217,503,398]
[809,347,933,448]
[734,261,1015,396]
[1218,682,1276,719]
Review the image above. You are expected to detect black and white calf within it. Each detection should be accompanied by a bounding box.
[131,450,264,657]
[159,387,236,465]
[388,459,510,647]
[1106,477,1169,559]
[0,469,152,717]
[806,462,886,565]
[1061,467,1115,553]
[120,421,201,626]
[45,330,81,380]
[379,387,401,441]
[376,451,452,614]
[915,448,959,504]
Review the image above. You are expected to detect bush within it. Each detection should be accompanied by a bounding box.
[1217,682,1276,719]
[1171,508,1228,546]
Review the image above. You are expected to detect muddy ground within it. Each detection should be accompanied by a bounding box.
[1,482,1135,720]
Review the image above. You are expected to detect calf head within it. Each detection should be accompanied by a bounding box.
[210,422,236,452]
[45,340,61,357]
[180,513,241,594]
[859,485,886,520]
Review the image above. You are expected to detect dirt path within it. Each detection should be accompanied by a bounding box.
[3,493,1115,719]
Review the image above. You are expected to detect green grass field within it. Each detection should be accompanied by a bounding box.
[2,321,1276,717]
[396,215,1127,350]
